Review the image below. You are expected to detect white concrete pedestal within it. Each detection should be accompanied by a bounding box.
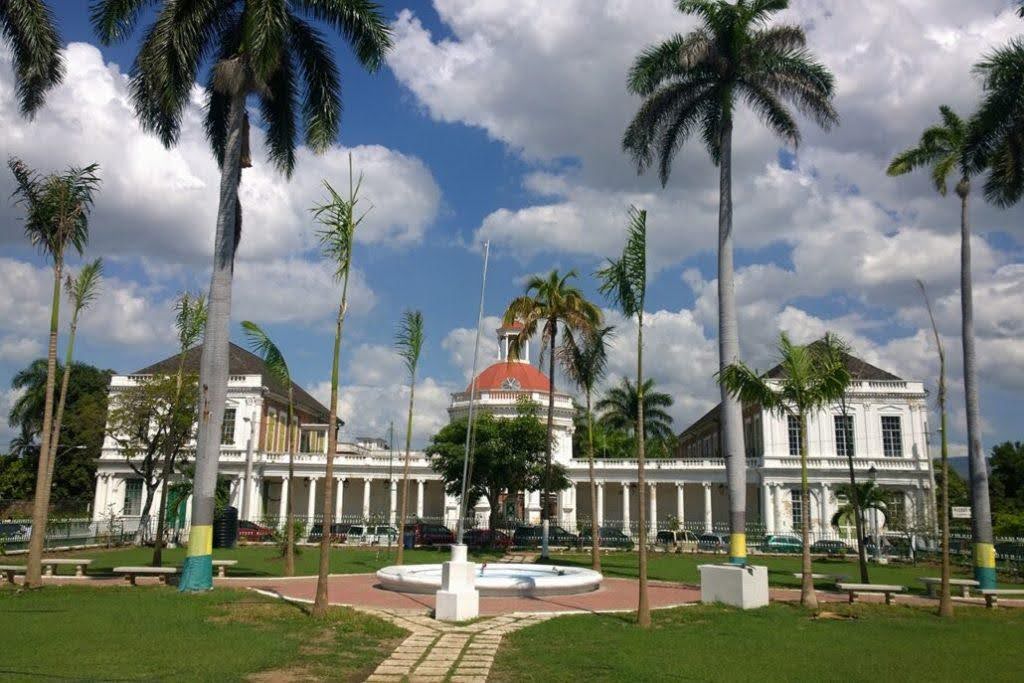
[698,564,769,609]
[435,544,479,622]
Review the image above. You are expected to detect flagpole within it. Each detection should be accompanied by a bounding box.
[456,241,490,545]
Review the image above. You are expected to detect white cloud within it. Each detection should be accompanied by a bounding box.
[0,337,41,363]
[232,258,376,325]
[441,315,502,381]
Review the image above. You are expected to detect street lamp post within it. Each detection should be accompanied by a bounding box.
[241,413,255,521]
[868,465,881,563]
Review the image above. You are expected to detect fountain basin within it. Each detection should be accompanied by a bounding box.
[376,563,602,597]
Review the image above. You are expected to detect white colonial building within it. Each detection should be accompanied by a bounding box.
[93,331,936,539]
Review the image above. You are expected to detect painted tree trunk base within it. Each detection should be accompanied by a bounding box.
[179,524,214,592]
[973,543,997,589]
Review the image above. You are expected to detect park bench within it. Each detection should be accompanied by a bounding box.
[213,560,237,578]
[42,558,93,578]
[836,582,906,605]
[792,572,846,587]
[979,588,1024,609]
[114,566,178,586]
[0,565,26,584]
[919,577,978,598]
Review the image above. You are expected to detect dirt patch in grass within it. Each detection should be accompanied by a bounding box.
[208,600,297,626]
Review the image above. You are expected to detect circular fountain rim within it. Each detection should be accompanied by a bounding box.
[376,562,603,597]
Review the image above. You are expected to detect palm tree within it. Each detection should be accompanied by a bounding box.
[836,388,869,584]
[597,206,652,627]
[888,106,995,589]
[92,0,392,592]
[42,259,103,506]
[596,378,674,442]
[624,0,838,566]
[559,325,615,572]
[830,482,890,538]
[242,321,298,576]
[8,157,100,588]
[394,311,424,566]
[967,39,1024,208]
[1,0,64,117]
[504,271,601,559]
[717,333,851,609]
[312,154,368,615]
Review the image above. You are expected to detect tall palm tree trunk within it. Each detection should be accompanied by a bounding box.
[717,119,747,566]
[959,183,994,589]
[541,320,557,559]
[396,380,416,565]
[26,261,63,587]
[844,446,870,584]
[937,359,953,618]
[180,90,245,592]
[42,308,81,503]
[587,391,600,572]
[636,317,650,627]
[284,398,295,576]
[799,410,817,609]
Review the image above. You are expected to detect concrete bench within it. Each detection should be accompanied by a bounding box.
[212,560,237,578]
[0,565,26,584]
[837,582,906,605]
[42,558,93,578]
[792,572,846,586]
[979,588,1024,609]
[919,577,978,598]
[114,566,178,586]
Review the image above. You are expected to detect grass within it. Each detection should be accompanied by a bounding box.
[0,584,404,681]
[492,602,1024,682]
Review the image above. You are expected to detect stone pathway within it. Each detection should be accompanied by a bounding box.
[361,609,552,682]
[496,552,537,563]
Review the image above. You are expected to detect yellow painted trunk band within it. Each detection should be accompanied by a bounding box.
[974,542,996,569]
[188,525,213,557]
[730,533,747,558]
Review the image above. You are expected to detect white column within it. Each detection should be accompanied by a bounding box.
[649,483,658,533]
[444,492,460,529]
[92,474,106,519]
[278,477,289,528]
[362,478,371,520]
[416,480,425,519]
[334,477,345,521]
[526,489,541,524]
[185,493,194,527]
[596,482,605,527]
[773,484,785,532]
[762,482,775,534]
[703,482,713,532]
[251,476,263,522]
[676,484,685,528]
[389,479,398,525]
[621,482,630,533]
[306,477,318,523]
[819,483,830,535]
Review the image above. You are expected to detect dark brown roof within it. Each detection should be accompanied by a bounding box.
[134,342,329,419]
[764,341,902,382]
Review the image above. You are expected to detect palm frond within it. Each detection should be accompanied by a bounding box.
[738,80,800,147]
[598,207,647,317]
[258,43,298,176]
[289,14,342,152]
[174,290,208,350]
[394,310,425,379]
[90,0,156,44]
[241,320,291,388]
[2,0,65,117]
[295,0,393,71]
[66,258,104,312]
[243,0,289,82]
[558,326,614,393]
[716,361,784,414]
[314,162,368,281]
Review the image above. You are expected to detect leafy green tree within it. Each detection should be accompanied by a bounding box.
[597,206,652,628]
[395,310,424,566]
[624,0,837,567]
[504,270,601,559]
[718,333,851,610]
[889,109,995,589]
[830,482,890,531]
[242,321,297,576]
[8,157,101,587]
[92,0,393,592]
[990,441,1024,512]
[934,461,970,508]
[572,410,633,460]
[596,378,674,442]
[0,0,64,117]
[0,453,34,503]
[560,325,614,571]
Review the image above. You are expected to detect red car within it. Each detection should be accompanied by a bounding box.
[238,520,274,542]
[463,528,512,550]
[412,522,455,547]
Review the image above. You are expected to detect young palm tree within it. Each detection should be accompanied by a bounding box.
[597,206,652,628]
[504,271,601,559]
[92,0,392,592]
[887,106,995,589]
[242,321,298,576]
[717,333,851,609]
[559,326,615,572]
[8,157,100,588]
[1,0,64,117]
[596,378,674,442]
[153,291,207,567]
[830,482,890,537]
[394,310,424,566]
[624,0,838,566]
[836,389,870,584]
[311,154,368,615]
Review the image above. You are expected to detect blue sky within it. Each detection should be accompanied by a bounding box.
[2,1,1023,451]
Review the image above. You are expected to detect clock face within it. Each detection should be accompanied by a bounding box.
[500,377,522,391]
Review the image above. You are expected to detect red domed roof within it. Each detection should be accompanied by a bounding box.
[467,361,551,392]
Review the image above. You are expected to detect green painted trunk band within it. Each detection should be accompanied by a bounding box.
[179,554,213,592]
[974,566,997,590]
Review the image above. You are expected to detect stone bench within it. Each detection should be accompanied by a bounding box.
[42,558,93,578]
[792,572,846,586]
[919,577,978,598]
[0,565,26,584]
[836,582,906,605]
[114,566,178,586]
[979,588,1024,609]
[213,560,237,578]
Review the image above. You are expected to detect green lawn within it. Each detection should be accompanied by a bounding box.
[0,585,404,681]
[492,602,1024,682]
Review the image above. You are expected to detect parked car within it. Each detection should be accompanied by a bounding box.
[237,520,274,542]
[697,533,729,553]
[810,539,852,556]
[580,526,634,550]
[367,525,399,545]
[513,524,579,548]
[411,522,455,547]
[463,528,512,550]
[307,522,347,543]
[760,534,803,554]
[654,529,699,553]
